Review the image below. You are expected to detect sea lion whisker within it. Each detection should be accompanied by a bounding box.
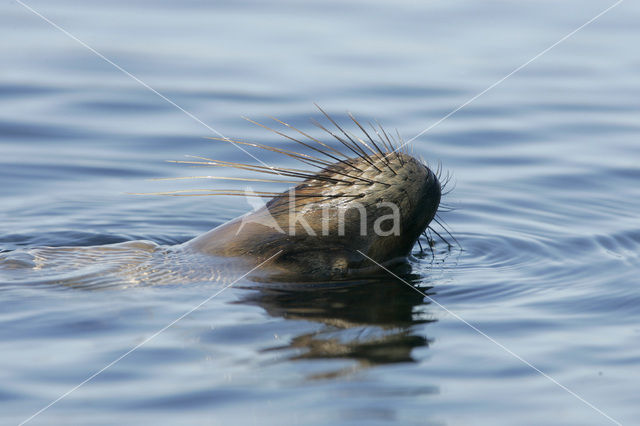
[361,121,399,174]
[291,169,375,185]
[185,154,217,162]
[171,160,341,183]
[342,129,384,173]
[437,203,456,212]
[427,225,452,248]
[207,136,334,169]
[181,156,340,182]
[268,116,352,163]
[131,189,285,196]
[164,193,285,197]
[243,117,347,167]
[442,184,455,197]
[183,141,394,188]
[183,155,298,172]
[348,113,389,163]
[390,129,401,152]
[433,216,461,249]
[423,230,435,259]
[394,129,408,154]
[184,155,305,173]
[311,118,378,170]
[346,128,377,158]
[295,156,340,174]
[378,123,404,165]
[346,113,381,157]
[238,117,372,183]
[279,172,344,184]
[149,176,300,184]
[439,170,455,195]
[315,104,362,151]
[171,159,312,176]
[368,121,392,154]
[314,104,383,173]
[346,128,395,175]
[388,131,398,148]
[376,120,396,151]
[383,129,403,165]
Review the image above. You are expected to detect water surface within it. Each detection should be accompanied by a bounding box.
[1,0,639,424]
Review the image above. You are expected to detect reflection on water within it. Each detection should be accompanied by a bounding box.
[242,276,434,378]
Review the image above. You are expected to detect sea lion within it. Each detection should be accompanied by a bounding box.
[0,109,451,287]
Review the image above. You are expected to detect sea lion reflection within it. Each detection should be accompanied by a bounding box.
[236,275,436,378]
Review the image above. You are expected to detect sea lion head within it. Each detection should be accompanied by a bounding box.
[180,110,450,281]
[252,152,441,279]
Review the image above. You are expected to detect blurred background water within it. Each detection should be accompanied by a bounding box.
[1,0,639,424]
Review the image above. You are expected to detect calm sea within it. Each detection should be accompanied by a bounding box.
[1,0,639,424]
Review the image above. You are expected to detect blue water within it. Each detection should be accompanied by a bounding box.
[2,0,640,424]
